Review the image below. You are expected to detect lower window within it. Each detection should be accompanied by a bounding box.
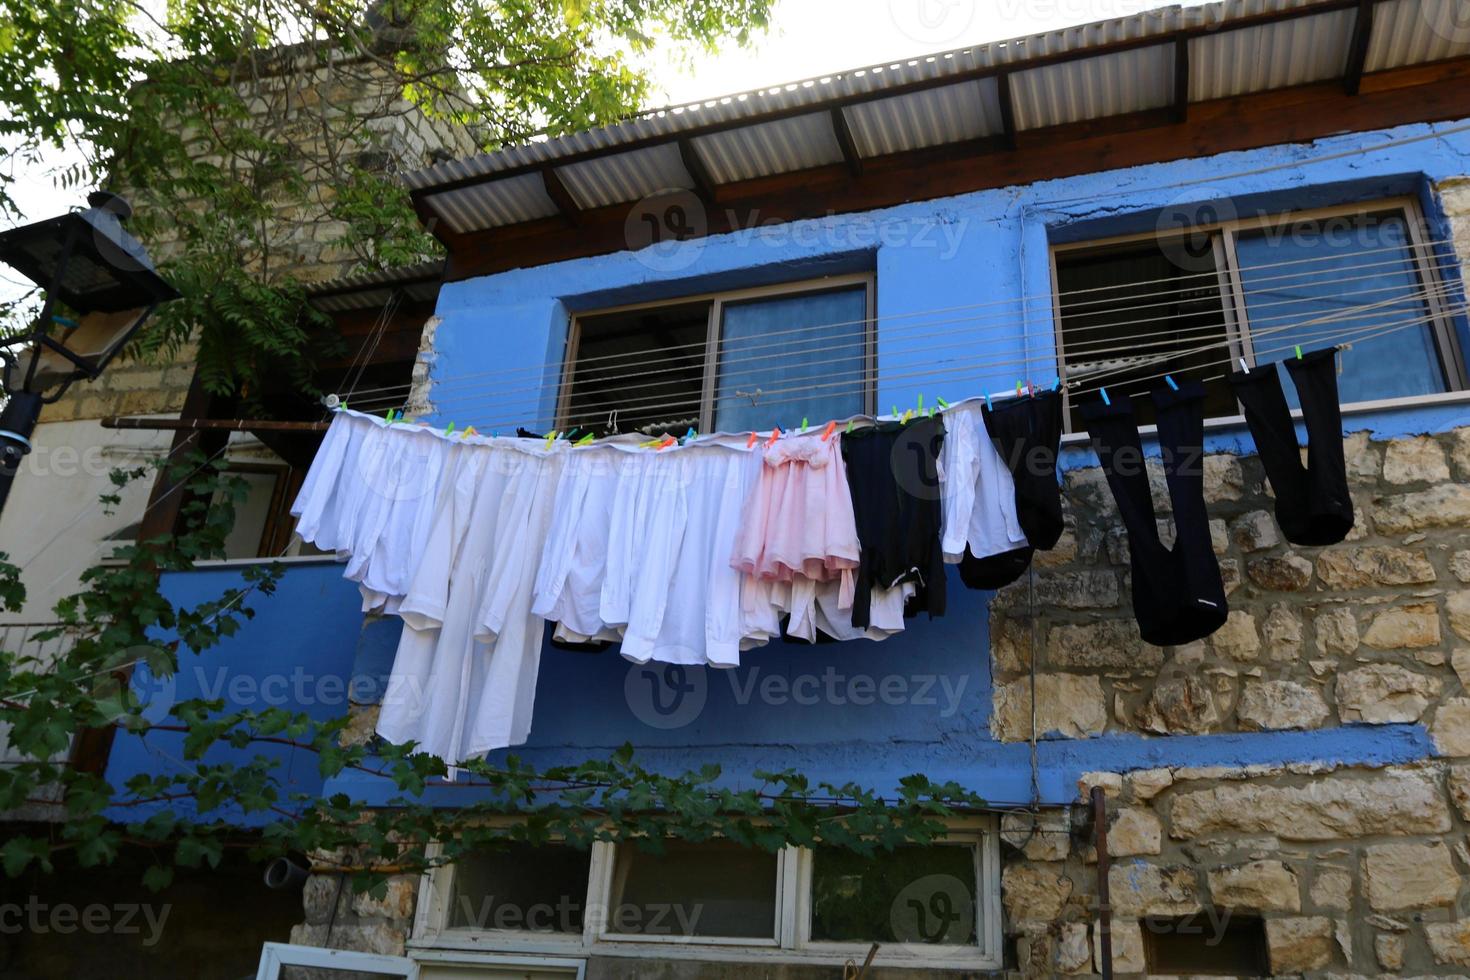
[415,822,1001,970]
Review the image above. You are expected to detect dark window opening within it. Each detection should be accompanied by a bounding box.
[448,842,592,933]
[607,839,779,939]
[1142,912,1268,976]
[1056,235,1235,432]
[810,843,979,946]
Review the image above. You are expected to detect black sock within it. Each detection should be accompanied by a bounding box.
[1082,382,1228,646]
[982,390,1064,550]
[1228,348,1353,546]
[958,546,1034,590]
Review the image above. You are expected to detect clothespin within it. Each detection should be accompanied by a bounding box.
[544,430,558,449]
[1015,381,1023,398]
[639,437,661,448]
[575,432,596,446]
[657,435,676,450]
[463,426,478,437]
[800,417,808,433]
[891,405,899,420]
[937,397,950,409]
[902,408,913,423]
[917,394,925,414]
[985,391,993,410]
[384,409,396,424]
[1239,357,1250,374]
[1165,375,1179,391]
[684,427,697,444]
[445,421,456,436]
[1295,344,1303,360]
[821,420,837,441]
[1100,387,1111,406]
[845,419,854,435]
[1053,375,1061,391]
[767,426,782,447]
[747,431,759,448]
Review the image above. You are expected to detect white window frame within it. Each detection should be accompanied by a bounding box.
[1048,196,1466,430]
[411,820,1002,971]
[556,273,877,434]
[254,942,587,979]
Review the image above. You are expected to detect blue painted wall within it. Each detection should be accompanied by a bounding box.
[134,119,1470,816]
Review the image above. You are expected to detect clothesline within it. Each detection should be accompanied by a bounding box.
[341,239,1461,401]
[346,259,1464,415]
[346,290,1461,434]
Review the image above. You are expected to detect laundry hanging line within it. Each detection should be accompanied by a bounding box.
[345,255,1467,412]
[344,239,1462,405]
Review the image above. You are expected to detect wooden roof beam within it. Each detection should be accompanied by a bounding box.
[830,107,864,176]
[1344,0,1376,95]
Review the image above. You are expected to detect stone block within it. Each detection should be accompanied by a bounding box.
[1203,454,1247,503]
[1337,663,1442,723]
[1309,867,1351,911]
[1128,768,1173,801]
[1236,679,1329,730]
[1261,604,1303,661]
[1107,808,1162,857]
[1375,932,1405,970]
[1362,601,1441,649]
[1449,763,1470,820]
[993,674,1106,741]
[1449,428,1470,481]
[1314,606,1359,656]
[1425,919,1470,967]
[1001,864,1072,924]
[1343,431,1381,483]
[1047,620,1159,670]
[1000,810,1070,861]
[350,875,417,920]
[1169,769,1450,840]
[1452,550,1470,583]
[1373,484,1470,534]
[1095,918,1145,974]
[1265,915,1333,973]
[1230,510,1280,552]
[1314,546,1436,589]
[1107,861,1200,918]
[1136,673,1219,734]
[1246,552,1314,591]
[1207,860,1301,911]
[1362,840,1460,911]
[1449,591,1470,641]
[1383,435,1450,483]
[1433,698,1470,756]
[1210,610,1261,661]
[1056,921,1091,974]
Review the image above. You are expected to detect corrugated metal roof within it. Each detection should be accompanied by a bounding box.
[306,260,444,313]
[407,0,1466,236]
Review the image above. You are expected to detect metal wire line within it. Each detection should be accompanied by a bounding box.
[337,238,1461,400]
[406,280,1465,425]
[373,270,1465,415]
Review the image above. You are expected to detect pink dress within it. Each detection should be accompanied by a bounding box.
[731,434,860,607]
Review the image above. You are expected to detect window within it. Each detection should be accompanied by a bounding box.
[558,276,874,437]
[413,823,1001,971]
[1052,200,1465,431]
[1143,913,1268,975]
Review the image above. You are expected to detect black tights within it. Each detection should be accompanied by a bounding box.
[1228,348,1354,546]
[1082,381,1228,647]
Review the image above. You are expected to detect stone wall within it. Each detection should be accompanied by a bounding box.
[991,427,1470,746]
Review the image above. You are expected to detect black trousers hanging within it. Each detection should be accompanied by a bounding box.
[1227,348,1354,546]
[1082,381,1228,647]
[981,389,1065,551]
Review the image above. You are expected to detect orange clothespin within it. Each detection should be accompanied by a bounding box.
[766,426,781,447]
[657,434,676,450]
[746,431,759,448]
[820,420,837,442]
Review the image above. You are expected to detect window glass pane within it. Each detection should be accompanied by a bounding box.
[607,840,778,938]
[810,844,978,945]
[714,286,867,433]
[564,301,710,436]
[448,842,591,933]
[1056,238,1234,431]
[1234,211,1446,404]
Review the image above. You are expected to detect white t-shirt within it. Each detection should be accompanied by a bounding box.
[940,401,1028,562]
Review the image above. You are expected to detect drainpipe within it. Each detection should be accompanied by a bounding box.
[1092,785,1114,980]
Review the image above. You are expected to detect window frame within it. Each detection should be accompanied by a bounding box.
[411,819,1002,972]
[556,273,877,434]
[1048,196,1467,430]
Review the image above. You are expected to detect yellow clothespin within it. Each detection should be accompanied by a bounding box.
[545,429,559,449]
[575,432,595,446]
[639,437,661,448]
[463,425,478,437]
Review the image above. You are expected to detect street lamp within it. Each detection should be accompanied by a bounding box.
[0,191,179,513]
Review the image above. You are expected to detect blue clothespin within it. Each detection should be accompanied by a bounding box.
[1053,375,1061,391]
[1100,387,1111,406]
[1165,375,1179,391]
[985,391,993,410]
[684,427,696,443]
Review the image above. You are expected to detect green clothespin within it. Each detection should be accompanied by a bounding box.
[917,394,924,414]
[800,417,808,433]
[385,409,396,424]
[891,405,898,420]
[846,419,854,435]
[445,421,456,436]
[1295,344,1304,360]
[937,397,949,409]
[575,432,596,446]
